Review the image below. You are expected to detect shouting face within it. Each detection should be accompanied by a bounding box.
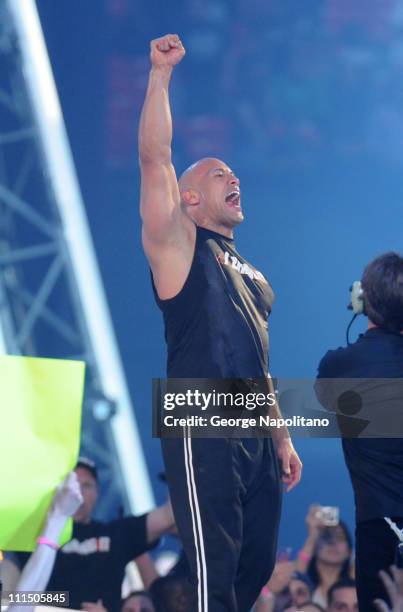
[179,158,243,236]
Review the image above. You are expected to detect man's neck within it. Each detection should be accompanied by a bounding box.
[197,221,234,239]
[368,321,403,334]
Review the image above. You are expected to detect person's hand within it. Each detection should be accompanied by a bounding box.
[150,34,185,68]
[51,471,83,518]
[266,560,295,595]
[81,599,107,612]
[275,438,302,492]
[374,566,403,612]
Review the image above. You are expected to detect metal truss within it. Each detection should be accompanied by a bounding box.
[0,0,154,517]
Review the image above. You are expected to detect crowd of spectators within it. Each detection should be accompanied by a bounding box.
[2,465,403,612]
[254,504,356,611]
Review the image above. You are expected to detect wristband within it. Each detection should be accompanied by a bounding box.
[298,550,311,562]
[37,536,60,550]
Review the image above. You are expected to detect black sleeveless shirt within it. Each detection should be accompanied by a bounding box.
[153,226,274,378]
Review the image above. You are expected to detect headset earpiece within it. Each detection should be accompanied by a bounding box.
[348,280,364,315]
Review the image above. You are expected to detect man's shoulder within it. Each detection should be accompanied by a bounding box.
[108,514,147,533]
[317,339,362,378]
[107,514,150,558]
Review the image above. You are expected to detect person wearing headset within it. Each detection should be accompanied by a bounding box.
[315,252,403,610]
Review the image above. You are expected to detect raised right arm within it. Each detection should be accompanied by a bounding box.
[139,34,186,248]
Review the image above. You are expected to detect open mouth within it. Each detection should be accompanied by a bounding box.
[225,191,241,208]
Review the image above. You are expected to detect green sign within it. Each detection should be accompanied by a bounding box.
[0,355,85,551]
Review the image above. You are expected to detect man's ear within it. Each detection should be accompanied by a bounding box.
[181,189,200,206]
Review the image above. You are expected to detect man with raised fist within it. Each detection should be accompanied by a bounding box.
[139,33,302,611]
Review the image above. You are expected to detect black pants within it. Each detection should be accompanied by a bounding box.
[356,517,403,611]
[161,436,282,612]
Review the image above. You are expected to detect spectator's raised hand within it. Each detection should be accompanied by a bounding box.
[7,472,84,608]
[266,560,295,595]
[374,566,403,612]
[295,504,327,573]
[51,471,83,518]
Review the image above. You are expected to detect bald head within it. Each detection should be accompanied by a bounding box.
[179,158,224,190]
[177,158,243,236]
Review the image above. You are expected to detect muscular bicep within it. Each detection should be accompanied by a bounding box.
[140,160,182,244]
[140,160,195,299]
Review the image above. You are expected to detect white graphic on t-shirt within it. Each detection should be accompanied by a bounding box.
[61,536,110,555]
[218,251,266,282]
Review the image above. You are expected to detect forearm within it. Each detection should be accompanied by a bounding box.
[13,513,66,594]
[295,534,317,571]
[146,501,175,543]
[139,66,173,164]
[134,552,160,589]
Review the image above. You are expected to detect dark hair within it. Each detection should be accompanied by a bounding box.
[361,252,403,332]
[307,520,353,587]
[291,571,314,593]
[149,575,193,612]
[328,577,356,605]
[76,456,98,481]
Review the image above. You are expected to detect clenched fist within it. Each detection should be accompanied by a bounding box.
[51,471,83,518]
[150,34,185,68]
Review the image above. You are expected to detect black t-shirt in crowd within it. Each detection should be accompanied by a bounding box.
[46,515,154,612]
[316,327,403,523]
[153,226,275,379]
